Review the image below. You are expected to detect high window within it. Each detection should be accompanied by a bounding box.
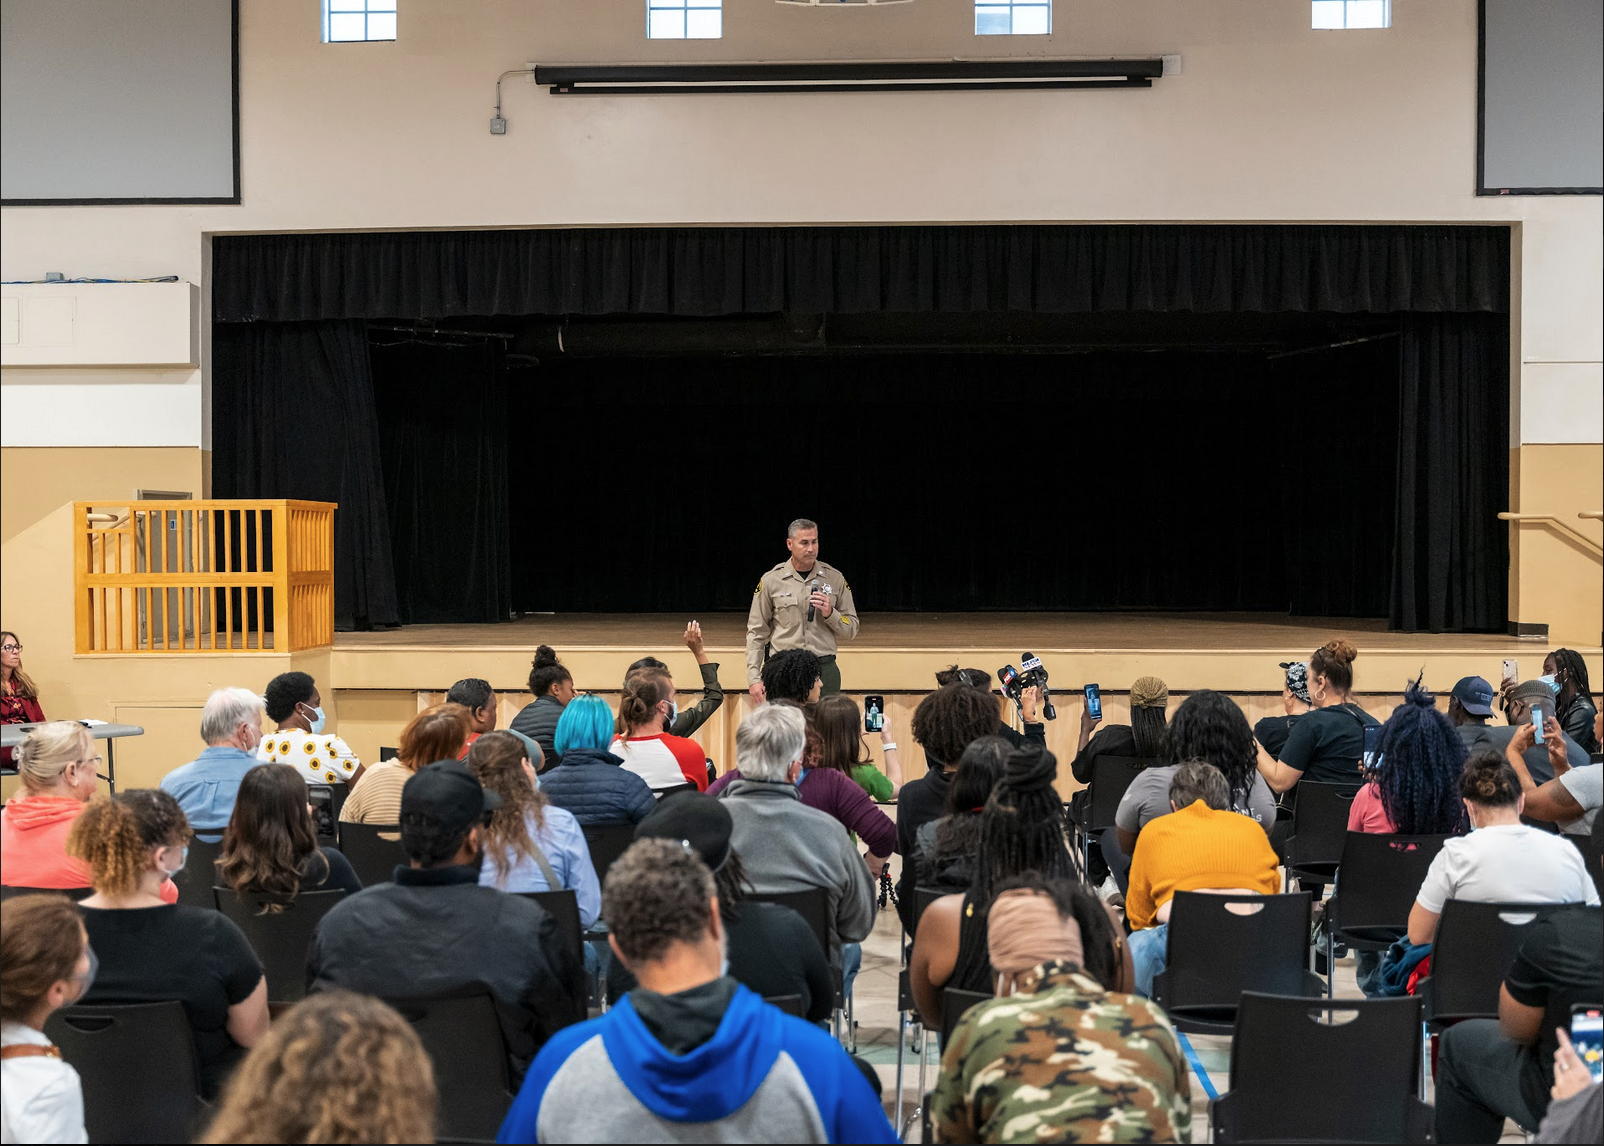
[323,0,396,43]
[648,0,722,40]
[975,1,1051,36]
[1311,0,1390,29]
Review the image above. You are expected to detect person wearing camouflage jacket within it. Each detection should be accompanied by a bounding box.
[930,960,1192,1144]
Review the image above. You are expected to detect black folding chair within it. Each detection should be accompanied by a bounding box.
[170,837,223,908]
[1070,756,1154,878]
[337,821,406,886]
[1282,781,1362,889]
[1210,992,1431,1143]
[1325,832,1449,997]
[656,782,698,800]
[1152,892,1325,1034]
[1419,899,1576,1033]
[765,994,806,1017]
[383,985,515,1142]
[939,986,992,1051]
[45,1000,205,1144]
[0,884,93,901]
[516,889,588,1022]
[748,887,847,1044]
[897,887,954,1138]
[580,822,637,889]
[214,887,347,1004]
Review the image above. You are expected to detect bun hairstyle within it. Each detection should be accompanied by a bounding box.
[935,665,993,691]
[1459,749,1521,808]
[618,669,672,739]
[528,646,572,697]
[67,789,191,896]
[14,721,94,794]
[1309,638,1359,694]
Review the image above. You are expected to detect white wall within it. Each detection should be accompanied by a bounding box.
[1,0,1600,449]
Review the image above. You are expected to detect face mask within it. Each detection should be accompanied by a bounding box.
[75,946,99,1002]
[663,700,678,728]
[1538,674,1561,696]
[303,704,327,734]
[162,846,188,878]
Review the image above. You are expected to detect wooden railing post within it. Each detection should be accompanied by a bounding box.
[272,501,292,652]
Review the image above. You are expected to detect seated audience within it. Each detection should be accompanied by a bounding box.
[67,790,268,1097]
[610,669,708,792]
[1,722,103,892]
[309,761,581,1080]
[895,683,1004,928]
[1072,674,1170,785]
[446,677,498,757]
[539,695,657,825]
[622,621,726,738]
[1253,660,1313,758]
[1257,639,1379,790]
[1349,680,1469,835]
[1467,676,1588,785]
[1,893,92,1145]
[1504,710,1602,838]
[255,671,364,789]
[760,647,824,705]
[1546,648,1600,757]
[160,687,267,842]
[0,630,45,769]
[217,764,362,901]
[1434,817,1603,1143]
[510,645,574,768]
[605,793,834,1024]
[814,693,901,800]
[720,703,875,972]
[1125,761,1282,996]
[1407,752,1597,948]
[934,665,1047,750]
[911,736,1013,906]
[467,731,600,928]
[930,876,1185,1145]
[497,838,896,1144]
[339,702,468,826]
[200,991,437,1145]
[910,743,1075,1028]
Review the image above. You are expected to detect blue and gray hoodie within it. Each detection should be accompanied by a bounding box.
[497,982,896,1144]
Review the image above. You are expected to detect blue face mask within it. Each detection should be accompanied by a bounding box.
[662,700,678,729]
[302,703,327,734]
[1538,674,1561,696]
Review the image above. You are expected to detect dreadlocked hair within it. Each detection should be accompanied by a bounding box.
[992,872,1122,991]
[67,790,191,897]
[1552,648,1594,704]
[1131,704,1169,760]
[465,731,549,883]
[1167,690,1257,812]
[1371,677,1469,835]
[911,684,1002,769]
[971,743,1073,909]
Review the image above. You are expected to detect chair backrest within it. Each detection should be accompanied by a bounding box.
[766,994,806,1017]
[940,987,992,1050]
[44,1001,204,1144]
[337,821,406,886]
[0,884,94,902]
[1215,992,1429,1143]
[1332,832,1450,939]
[1087,756,1156,831]
[382,985,514,1142]
[515,889,586,1021]
[657,782,698,799]
[580,822,638,887]
[1428,899,1577,1023]
[1286,782,1363,872]
[170,837,223,908]
[213,887,347,1003]
[1156,892,1315,1018]
[748,887,832,956]
[911,886,946,940]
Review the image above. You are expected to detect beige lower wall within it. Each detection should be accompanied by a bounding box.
[1,446,208,544]
[1510,443,1604,647]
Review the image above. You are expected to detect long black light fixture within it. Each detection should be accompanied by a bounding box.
[534,58,1163,96]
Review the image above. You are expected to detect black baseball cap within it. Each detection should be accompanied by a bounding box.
[1449,676,1496,717]
[400,760,502,836]
[634,791,732,872]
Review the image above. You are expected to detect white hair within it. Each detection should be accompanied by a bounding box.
[737,703,807,782]
[200,687,265,745]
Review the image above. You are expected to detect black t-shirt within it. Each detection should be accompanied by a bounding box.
[79,904,264,1097]
[608,901,835,1024]
[1504,905,1604,1115]
[1070,725,1139,784]
[1253,713,1305,759]
[1277,703,1378,785]
[301,847,363,896]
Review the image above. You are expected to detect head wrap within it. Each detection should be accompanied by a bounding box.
[1279,661,1312,704]
[986,888,1083,995]
[1129,676,1169,709]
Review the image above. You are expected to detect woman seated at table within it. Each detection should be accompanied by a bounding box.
[1,631,45,769]
[0,722,118,895]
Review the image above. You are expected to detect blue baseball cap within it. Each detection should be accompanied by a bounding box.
[1449,676,1496,717]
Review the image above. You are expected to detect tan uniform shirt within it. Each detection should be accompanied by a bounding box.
[746,559,860,684]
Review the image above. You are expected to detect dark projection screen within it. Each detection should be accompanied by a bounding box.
[1479,0,1604,194]
[0,0,237,204]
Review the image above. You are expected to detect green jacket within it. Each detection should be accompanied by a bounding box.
[669,661,725,739]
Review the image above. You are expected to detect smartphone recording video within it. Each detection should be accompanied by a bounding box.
[864,695,885,733]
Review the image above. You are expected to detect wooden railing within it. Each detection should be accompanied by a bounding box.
[74,500,335,654]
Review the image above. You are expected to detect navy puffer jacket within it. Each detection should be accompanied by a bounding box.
[540,747,657,825]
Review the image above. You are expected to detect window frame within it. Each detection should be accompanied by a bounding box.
[975,1,1053,37]
[322,0,398,44]
[1310,0,1391,31]
[647,0,724,41]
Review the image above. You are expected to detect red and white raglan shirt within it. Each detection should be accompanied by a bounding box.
[609,733,708,792]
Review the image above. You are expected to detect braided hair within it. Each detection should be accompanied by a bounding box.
[1551,648,1594,705]
[1371,678,1468,835]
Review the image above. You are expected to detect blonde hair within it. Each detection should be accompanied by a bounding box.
[14,721,94,795]
[66,791,191,897]
[201,991,437,1144]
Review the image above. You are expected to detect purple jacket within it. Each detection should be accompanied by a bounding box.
[709,766,898,858]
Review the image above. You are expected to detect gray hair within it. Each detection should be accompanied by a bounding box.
[786,518,818,538]
[1169,758,1230,811]
[737,702,807,782]
[200,687,266,745]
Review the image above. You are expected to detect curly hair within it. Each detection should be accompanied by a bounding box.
[218,765,323,906]
[66,790,191,897]
[1371,679,1469,835]
[528,645,572,697]
[200,991,436,1144]
[1167,690,1257,811]
[911,685,1002,768]
[761,649,822,704]
[262,672,316,723]
[465,730,550,883]
[603,838,716,966]
[1,894,86,1024]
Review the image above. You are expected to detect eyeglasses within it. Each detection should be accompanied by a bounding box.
[77,755,104,769]
[0,644,20,653]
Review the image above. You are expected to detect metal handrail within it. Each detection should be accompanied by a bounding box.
[1498,513,1603,558]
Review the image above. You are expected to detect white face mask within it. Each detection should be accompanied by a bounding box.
[662,700,678,728]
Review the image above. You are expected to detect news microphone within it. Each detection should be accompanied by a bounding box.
[807,577,821,622]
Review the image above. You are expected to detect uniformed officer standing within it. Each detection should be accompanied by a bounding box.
[746,518,859,699]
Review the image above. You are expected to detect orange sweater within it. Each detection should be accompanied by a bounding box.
[1125,799,1281,930]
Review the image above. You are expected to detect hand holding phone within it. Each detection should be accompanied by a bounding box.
[1569,1006,1603,1084]
[1501,658,1518,685]
[1083,683,1103,721]
[864,695,885,734]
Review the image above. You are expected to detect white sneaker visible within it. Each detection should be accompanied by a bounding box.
[1097,874,1124,907]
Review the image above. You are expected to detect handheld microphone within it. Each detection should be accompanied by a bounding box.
[807,577,821,622]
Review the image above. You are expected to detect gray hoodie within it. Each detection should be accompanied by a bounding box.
[720,777,876,967]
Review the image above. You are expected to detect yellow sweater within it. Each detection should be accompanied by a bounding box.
[1126,799,1280,930]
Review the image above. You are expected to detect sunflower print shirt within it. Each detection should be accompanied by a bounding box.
[257,729,361,785]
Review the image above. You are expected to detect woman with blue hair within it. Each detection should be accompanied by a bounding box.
[538,694,657,825]
[1349,679,1469,837]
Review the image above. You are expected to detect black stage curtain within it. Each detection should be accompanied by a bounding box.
[370,339,511,625]
[213,224,1509,323]
[212,320,400,630]
[1391,314,1509,632]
